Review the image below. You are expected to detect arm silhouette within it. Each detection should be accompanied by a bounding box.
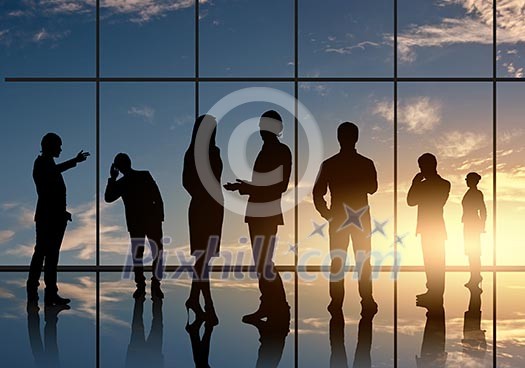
[56,150,89,172]
[312,162,331,220]
[366,160,378,195]
[407,173,425,207]
[148,172,165,222]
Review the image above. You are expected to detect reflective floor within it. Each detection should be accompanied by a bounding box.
[0,271,523,367]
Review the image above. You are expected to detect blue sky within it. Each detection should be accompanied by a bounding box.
[0,0,524,266]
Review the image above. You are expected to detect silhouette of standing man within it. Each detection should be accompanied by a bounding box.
[407,153,450,306]
[462,172,486,288]
[224,110,291,323]
[27,133,90,307]
[313,122,378,314]
[105,153,165,299]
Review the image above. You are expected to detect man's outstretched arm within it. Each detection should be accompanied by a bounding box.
[56,150,90,172]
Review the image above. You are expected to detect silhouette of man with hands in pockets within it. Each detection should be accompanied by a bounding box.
[313,122,378,315]
[105,153,165,300]
[27,132,90,308]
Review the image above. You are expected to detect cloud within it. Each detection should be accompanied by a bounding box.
[373,96,442,134]
[299,82,329,96]
[7,0,205,24]
[325,41,381,55]
[502,61,524,78]
[4,200,128,261]
[0,231,15,244]
[395,0,525,67]
[128,105,155,124]
[32,28,70,43]
[436,131,489,158]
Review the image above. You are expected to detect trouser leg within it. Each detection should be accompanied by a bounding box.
[422,236,445,296]
[130,234,146,286]
[43,221,67,296]
[249,222,287,311]
[351,225,373,301]
[147,224,164,282]
[329,225,349,307]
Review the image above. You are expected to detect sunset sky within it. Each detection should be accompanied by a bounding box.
[0,0,524,269]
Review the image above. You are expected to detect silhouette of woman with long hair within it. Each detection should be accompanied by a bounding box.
[183,115,224,326]
[462,172,486,288]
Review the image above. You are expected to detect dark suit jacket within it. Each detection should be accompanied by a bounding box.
[242,139,292,226]
[33,155,77,222]
[407,174,451,238]
[313,148,377,221]
[104,170,164,232]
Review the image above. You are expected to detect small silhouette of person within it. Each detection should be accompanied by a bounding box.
[28,304,70,368]
[104,153,165,299]
[224,110,291,323]
[407,153,450,305]
[329,301,376,368]
[186,317,215,368]
[125,298,164,368]
[462,284,486,360]
[27,133,90,307]
[416,298,447,368]
[313,122,378,314]
[462,172,487,288]
[183,115,223,325]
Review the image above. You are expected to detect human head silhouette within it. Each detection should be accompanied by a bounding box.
[337,122,359,150]
[418,153,438,178]
[41,133,62,158]
[466,172,481,188]
[191,114,217,149]
[113,153,132,174]
[259,110,283,141]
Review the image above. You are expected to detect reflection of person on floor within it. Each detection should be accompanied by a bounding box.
[462,284,486,360]
[461,172,486,288]
[125,298,164,368]
[313,122,378,314]
[28,305,70,368]
[329,303,377,368]
[105,153,165,300]
[186,318,215,368]
[183,115,223,326]
[27,133,90,307]
[224,110,291,323]
[407,153,450,306]
[416,298,447,368]
[244,304,290,368]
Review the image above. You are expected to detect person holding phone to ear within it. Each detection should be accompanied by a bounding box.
[407,153,450,306]
[105,153,165,300]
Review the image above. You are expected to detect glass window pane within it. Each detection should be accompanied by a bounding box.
[298,83,394,267]
[0,272,96,367]
[101,271,295,366]
[398,83,493,266]
[496,83,525,265]
[398,0,492,77]
[0,1,95,76]
[199,82,296,266]
[0,84,96,265]
[101,2,194,76]
[497,273,525,366]
[299,0,394,77]
[199,0,293,77]
[298,272,394,367]
[100,83,194,266]
[497,2,525,78]
[398,272,493,367]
